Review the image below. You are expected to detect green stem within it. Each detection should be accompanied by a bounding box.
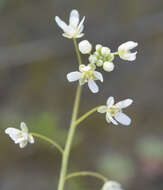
[73,38,82,65]
[31,132,63,154]
[57,37,83,190]
[75,106,100,127]
[112,52,119,55]
[66,171,108,182]
[57,84,82,190]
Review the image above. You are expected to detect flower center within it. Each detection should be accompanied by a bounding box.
[83,70,94,79]
[108,106,120,116]
[17,132,28,140]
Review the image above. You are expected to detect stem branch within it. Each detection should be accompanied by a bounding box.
[75,106,100,127]
[31,132,63,154]
[66,171,108,182]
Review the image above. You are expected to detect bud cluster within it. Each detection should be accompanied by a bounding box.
[89,44,115,72]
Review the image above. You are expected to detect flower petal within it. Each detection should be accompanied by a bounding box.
[5,128,21,141]
[15,137,26,144]
[124,52,137,61]
[88,79,99,93]
[106,112,118,125]
[105,113,111,123]
[69,9,79,27]
[76,33,84,38]
[19,141,28,149]
[118,41,138,51]
[78,16,85,31]
[115,112,131,126]
[93,71,103,82]
[97,106,107,113]
[55,16,69,33]
[115,99,133,109]
[106,96,114,107]
[62,33,72,39]
[102,181,122,190]
[28,134,35,144]
[20,122,28,133]
[67,72,81,82]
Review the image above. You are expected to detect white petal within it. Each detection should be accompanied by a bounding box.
[88,79,99,93]
[75,33,84,38]
[62,33,72,39]
[19,141,28,148]
[116,99,133,109]
[115,112,131,126]
[106,96,114,107]
[106,112,118,125]
[5,128,21,141]
[20,122,28,133]
[119,41,138,51]
[105,113,111,123]
[78,16,85,31]
[67,72,81,82]
[102,181,122,190]
[15,137,26,144]
[78,24,84,33]
[93,71,103,82]
[55,16,69,33]
[97,106,107,113]
[124,52,137,61]
[28,134,35,144]
[69,10,79,27]
[5,128,20,135]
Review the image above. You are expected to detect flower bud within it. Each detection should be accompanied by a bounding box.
[95,44,102,51]
[101,47,111,56]
[103,61,114,72]
[96,60,103,67]
[118,41,138,61]
[89,55,97,64]
[79,40,92,54]
[102,181,123,190]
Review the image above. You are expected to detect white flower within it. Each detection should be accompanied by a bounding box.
[118,41,138,61]
[55,9,85,39]
[5,122,34,148]
[79,40,92,54]
[97,96,133,126]
[102,181,124,190]
[67,64,103,93]
[103,61,115,72]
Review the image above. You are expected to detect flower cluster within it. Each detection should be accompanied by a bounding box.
[79,40,138,71]
[90,45,114,72]
[55,9,138,95]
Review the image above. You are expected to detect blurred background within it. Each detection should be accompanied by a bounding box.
[0,0,163,189]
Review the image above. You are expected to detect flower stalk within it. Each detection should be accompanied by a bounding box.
[75,106,100,127]
[57,39,83,190]
[66,171,108,182]
[31,132,63,154]
[73,38,82,65]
